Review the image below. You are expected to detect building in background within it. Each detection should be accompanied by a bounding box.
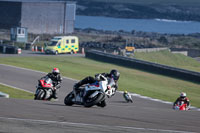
[0,0,76,34]
[10,27,28,42]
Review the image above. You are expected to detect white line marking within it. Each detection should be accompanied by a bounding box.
[0,82,34,94]
[0,64,77,82]
[117,91,200,111]
[0,117,195,133]
[0,63,200,111]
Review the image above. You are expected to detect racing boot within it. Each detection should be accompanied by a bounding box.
[73,82,82,98]
[52,90,58,99]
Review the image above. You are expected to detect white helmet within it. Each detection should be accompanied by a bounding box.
[180,92,186,98]
[52,68,60,75]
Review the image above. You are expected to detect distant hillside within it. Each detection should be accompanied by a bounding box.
[74,0,200,21]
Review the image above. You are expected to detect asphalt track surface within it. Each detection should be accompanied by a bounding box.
[0,57,200,132]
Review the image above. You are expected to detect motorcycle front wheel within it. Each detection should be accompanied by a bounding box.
[34,89,45,100]
[84,92,105,107]
[64,91,74,106]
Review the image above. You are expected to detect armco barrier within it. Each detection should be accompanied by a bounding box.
[85,50,200,83]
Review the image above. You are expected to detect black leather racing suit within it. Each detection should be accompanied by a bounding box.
[173,97,190,107]
[73,73,118,107]
[74,73,118,93]
[45,73,62,98]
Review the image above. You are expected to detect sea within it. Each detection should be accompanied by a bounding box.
[75,15,200,34]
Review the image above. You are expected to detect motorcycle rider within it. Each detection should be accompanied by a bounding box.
[123,90,133,103]
[73,69,120,106]
[173,92,190,109]
[42,68,62,99]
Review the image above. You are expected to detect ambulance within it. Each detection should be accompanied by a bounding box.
[45,36,79,55]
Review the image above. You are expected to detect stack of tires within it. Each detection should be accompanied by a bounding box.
[0,44,19,54]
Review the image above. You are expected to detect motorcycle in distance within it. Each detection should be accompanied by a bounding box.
[64,75,115,108]
[123,91,133,103]
[34,76,55,100]
[173,101,190,111]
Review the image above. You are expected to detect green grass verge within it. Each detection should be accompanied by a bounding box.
[0,56,199,107]
[0,84,34,99]
[134,50,200,72]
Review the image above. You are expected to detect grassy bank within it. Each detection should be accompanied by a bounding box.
[0,56,199,107]
[134,50,200,72]
[0,84,34,99]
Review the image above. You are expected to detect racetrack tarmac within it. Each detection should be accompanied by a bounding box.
[0,64,200,133]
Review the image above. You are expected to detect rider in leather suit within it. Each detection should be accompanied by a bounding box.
[73,69,120,106]
[44,68,62,99]
[173,92,190,109]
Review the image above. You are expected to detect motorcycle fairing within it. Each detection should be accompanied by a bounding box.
[40,80,52,88]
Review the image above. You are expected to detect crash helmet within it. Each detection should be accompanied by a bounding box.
[180,92,186,98]
[52,68,60,76]
[110,69,120,81]
[124,90,128,94]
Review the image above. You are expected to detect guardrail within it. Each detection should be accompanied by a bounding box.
[85,50,200,83]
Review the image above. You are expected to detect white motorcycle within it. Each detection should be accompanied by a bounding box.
[64,75,116,107]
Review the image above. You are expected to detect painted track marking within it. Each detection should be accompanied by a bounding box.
[0,117,196,133]
[0,82,34,93]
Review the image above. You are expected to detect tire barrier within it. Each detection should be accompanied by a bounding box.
[86,50,200,83]
[0,45,21,54]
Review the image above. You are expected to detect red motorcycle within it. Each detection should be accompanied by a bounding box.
[174,101,189,111]
[34,77,54,100]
